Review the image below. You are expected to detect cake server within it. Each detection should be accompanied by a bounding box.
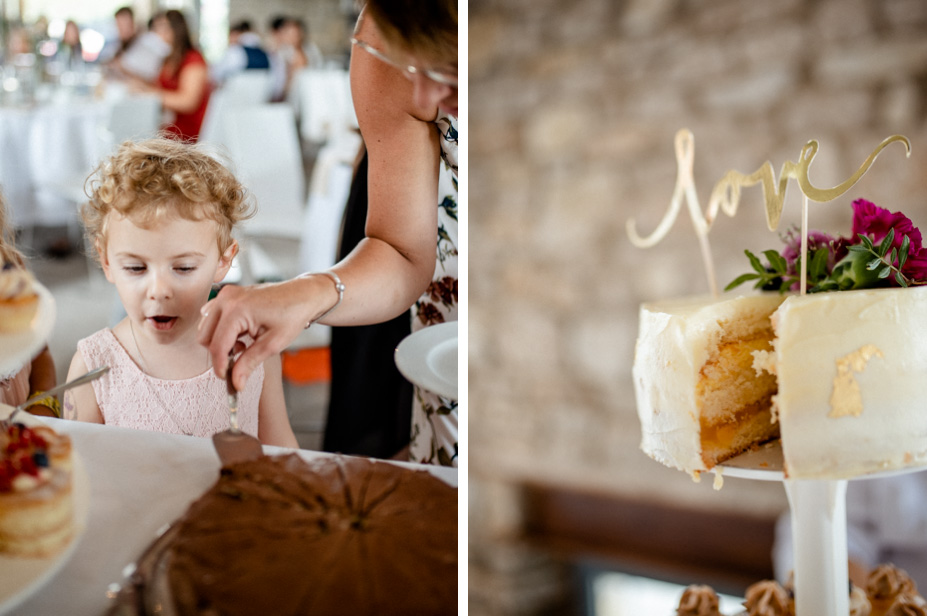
[211,352,263,466]
[2,365,110,426]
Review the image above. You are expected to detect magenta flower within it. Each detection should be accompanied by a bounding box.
[851,198,922,252]
[780,229,845,273]
[902,246,927,283]
[845,199,927,285]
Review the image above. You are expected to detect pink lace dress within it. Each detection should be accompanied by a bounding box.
[77,329,262,438]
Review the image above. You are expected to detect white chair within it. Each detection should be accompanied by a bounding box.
[37,95,163,206]
[104,94,162,146]
[219,70,275,106]
[294,130,362,348]
[297,68,357,145]
[199,70,274,148]
[220,104,306,282]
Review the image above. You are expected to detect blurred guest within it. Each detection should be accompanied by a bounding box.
[277,17,324,103]
[131,10,210,142]
[56,20,84,71]
[100,6,138,63]
[210,19,271,87]
[266,15,290,101]
[5,27,33,59]
[284,18,324,70]
[112,17,169,83]
[279,18,324,99]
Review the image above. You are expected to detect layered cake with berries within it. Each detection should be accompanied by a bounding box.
[633,199,927,480]
[165,454,457,615]
[0,408,73,556]
[0,263,39,334]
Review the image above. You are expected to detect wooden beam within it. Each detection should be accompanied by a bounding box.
[519,482,777,595]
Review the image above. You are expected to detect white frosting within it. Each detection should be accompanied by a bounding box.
[633,286,927,481]
[773,286,927,479]
[632,293,785,476]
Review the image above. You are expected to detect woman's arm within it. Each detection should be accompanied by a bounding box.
[255,353,298,447]
[199,16,442,389]
[159,61,208,114]
[63,353,104,423]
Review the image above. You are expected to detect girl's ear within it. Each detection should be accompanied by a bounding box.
[98,241,116,283]
[214,240,238,283]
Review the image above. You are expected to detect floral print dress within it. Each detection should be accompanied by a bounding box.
[409,113,459,467]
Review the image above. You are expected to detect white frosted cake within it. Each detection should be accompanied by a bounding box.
[772,286,927,479]
[633,285,927,480]
[629,129,927,482]
[633,292,785,476]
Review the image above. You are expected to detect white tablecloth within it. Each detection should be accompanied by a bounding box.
[0,101,109,228]
[9,419,457,615]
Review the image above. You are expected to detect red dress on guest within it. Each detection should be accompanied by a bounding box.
[157,49,211,142]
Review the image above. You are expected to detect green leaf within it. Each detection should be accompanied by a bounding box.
[859,234,874,251]
[745,249,765,274]
[764,250,788,274]
[890,247,898,267]
[900,235,910,269]
[878,228,895,257]
[847,245,870,253]
[867,258,883,271]
[878,265,892,279]
[895,271,908,287]
[779,278,792,292]
[808,248,827,280]
[724,273,761,291]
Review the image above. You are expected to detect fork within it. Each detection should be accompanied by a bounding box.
[2,366,109,427]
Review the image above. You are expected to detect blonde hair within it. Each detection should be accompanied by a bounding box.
[81,137,254,263]
[0,190,25,267]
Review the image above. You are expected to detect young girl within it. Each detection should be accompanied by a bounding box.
[64,138,297,447]
[0,192,58,417]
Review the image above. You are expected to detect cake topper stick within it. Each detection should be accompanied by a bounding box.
[626,130,720,296]
[800,194,809,295]
[627,131,911,297]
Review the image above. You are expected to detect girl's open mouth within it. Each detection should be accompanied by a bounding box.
[148,316,177,331]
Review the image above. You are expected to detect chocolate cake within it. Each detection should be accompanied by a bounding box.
[167,454,457,615]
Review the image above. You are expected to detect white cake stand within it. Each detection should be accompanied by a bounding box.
[715,442,925,616]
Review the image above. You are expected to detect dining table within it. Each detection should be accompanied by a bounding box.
[0,97,109,230]
[0,78,160,232]
[6,418,458,615]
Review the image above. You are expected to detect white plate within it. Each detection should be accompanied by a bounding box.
[717,440,927,483]
[0,282,56,377]
[0,414,89,615]
[395,322,458,400]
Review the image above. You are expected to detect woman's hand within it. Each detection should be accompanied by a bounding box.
[198,277,332,391]
[126,76,156,94]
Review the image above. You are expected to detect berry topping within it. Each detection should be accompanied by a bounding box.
[0,423,52,491]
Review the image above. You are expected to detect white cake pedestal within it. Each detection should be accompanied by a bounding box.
[716,442,923,616]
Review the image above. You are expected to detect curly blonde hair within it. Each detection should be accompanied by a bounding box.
[81,138,254,263]
[0,190,25,267]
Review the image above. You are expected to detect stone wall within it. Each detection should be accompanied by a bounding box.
[470,0,927,610]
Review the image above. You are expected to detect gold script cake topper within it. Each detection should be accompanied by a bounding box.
[626,129,912,297]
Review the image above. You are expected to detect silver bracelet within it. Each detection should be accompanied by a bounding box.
[303,271,345,329]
